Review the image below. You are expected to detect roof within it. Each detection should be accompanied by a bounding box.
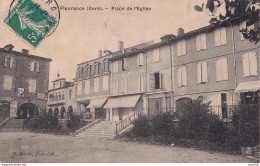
[110,15,253,61]
[0,48,52,62]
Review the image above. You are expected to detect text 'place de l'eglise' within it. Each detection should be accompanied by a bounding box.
[0,16,259,137]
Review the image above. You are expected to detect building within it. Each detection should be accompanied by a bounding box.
[105,41,153,121]
[74,50,113,120]
[172,18,260,120]
[0,44,52,119]
[47,73,75,119]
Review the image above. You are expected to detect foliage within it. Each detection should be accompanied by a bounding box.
[131,114,151,137]
[24,115,58,130]
[176,97,219,141]
[150,112,176,136]
[66,114,83,129]
[195,0,260,44]
[232,104,259,147]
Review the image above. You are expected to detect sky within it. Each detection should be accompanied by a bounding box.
[0,0,209,84]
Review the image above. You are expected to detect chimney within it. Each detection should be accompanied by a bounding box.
[3,44,14,51]
[118,41,124,54]
[160,34,176,42]
[177,28,185,36]
[98,50,102,58]
[22,49,29,54]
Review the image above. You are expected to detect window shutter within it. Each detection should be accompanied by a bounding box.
[4,57,7,67]
[124,79,128,93]
[177,68,182,87]
[216,60,221,81]
[139,53,144,66]
[202,62,208,82]
[36,62,40,72]
[177,42,182,56]
[10,58,13,68]
[201,33,207,49]
[159,73,163,89]
[196,35,201,51]
[240,21,246,40]
[222,58,228,80]
[249,52,258,76]
[182,66,187,86]
[140,75,144,92]
[137,76,140,92]
[123,58,127,70]
[149,73,155,89]
[221,27,227,45]
[215,29,220,46]
[30,62,34,71]
[182,40,186,55]
[197,63,202,84]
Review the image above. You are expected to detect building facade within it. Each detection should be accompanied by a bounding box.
[47,74,75,119]
[74,51,112,120]
[0,44,52,119]
[172,18,260,120]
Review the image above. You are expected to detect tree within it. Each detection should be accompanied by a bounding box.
[194,0,260,44]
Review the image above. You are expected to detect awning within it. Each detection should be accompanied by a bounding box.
[104,95,141,108]
[235,80,260,92]
[86,98,107,108]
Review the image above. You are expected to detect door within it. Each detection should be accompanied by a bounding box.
[148,98,162,116]
[119,108,124,120]
[221,93,227,119]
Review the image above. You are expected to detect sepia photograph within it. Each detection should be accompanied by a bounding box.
[0,0,259,164]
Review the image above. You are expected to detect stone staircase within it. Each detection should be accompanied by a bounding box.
[0,119,25,132]
[75,120,117,139]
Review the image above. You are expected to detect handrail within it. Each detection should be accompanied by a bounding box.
[115,111,139,135]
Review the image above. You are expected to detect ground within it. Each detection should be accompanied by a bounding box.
[0,131,255,163]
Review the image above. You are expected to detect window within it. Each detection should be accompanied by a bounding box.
[242,52,258,77]
[84,80,90,94]
[113,79,119,95]
[28,79,37,93]
[122,58,127,70]
[197,61,208,84]
[177,66,187,87]
[177,40,186,56]
[104,60,109,72]
[86,65,91,77]
[94,62,100,75]
[122,78,128,94]
[59,92,62,100]
[62,92,65,100]
[3,76,12,90]
[77,82,82,96]
[4,57,14,68]
[69,90,72,99]
[216,58,228,81]
[102,76,108,91]
[196,33,207,51]
[78,68,83,78]
[113,61,119,73]
[240,20,254,40]
[138,53,144,66]
[30,61,39,72]
[53,83,55,89]
[137,75,144,92]
[94,78,99,93]
[149,72,162,89]
[215,27,227,46]
[152,49,160,63]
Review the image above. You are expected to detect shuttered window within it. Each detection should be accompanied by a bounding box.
[178,66,187,87]
[149,73,162,89]
[137,75,144,92]
[30,61,39,72]
[242,52,258,77]
[197,61,208,84]
[196,33,207,51]
[77,81,82,96]
[28,79,37,93]
[94,78,99,93]
[152,49,160,63]
[138,53,144,66]
[122,58,127,70]
[113,61,119,73]
[216,58,228,81]
[3,76,13,90]
[177,40,186,56]
[102,76,108,91]
[214,27,227,46]
[84,80,90,94]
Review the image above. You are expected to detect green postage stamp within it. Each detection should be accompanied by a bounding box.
[4,0,57,48]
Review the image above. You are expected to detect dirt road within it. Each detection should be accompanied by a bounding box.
[0,131,255,163]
